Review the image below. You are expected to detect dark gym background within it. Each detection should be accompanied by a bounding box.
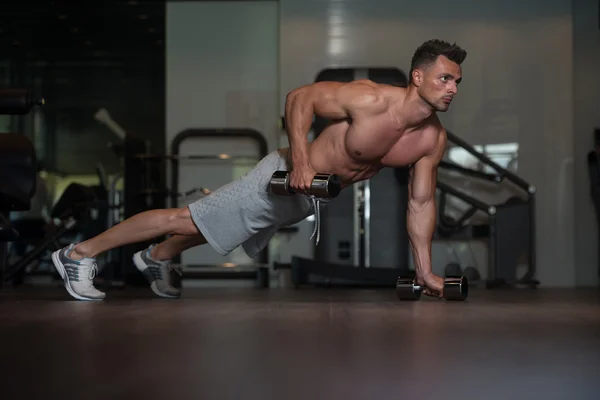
[0,0,165,176]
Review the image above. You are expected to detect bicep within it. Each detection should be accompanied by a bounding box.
[409,130,446,206]
[409,159,438,207]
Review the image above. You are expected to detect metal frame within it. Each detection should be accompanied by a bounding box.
[285,66,411,287]
[352,68,371,268]
[438,131,538,287]
[170,128,270,283]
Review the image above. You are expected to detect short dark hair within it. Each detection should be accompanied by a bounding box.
[409,39,467,83]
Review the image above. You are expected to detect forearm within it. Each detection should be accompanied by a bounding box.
[407,199,436,277]
[284,89,314,167]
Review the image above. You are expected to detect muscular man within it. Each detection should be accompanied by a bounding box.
[52,39,466,301]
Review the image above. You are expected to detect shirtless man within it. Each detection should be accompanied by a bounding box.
[51,39,466,301]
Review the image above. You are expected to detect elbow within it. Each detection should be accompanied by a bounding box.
[285,88,306,113]
[285,87,316,118]
[285,90,298,110]
[286,88,300,103]
[286,85,310,104]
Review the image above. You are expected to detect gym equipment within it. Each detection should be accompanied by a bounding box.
[395,276,468,301]
[131,153,255,205]
[118,134,166,285]
[94,109,170,284]
[167,128,271,287]
[287,67,411,287]
[0,89,44,115]
[316,68,410,272]
[0,138,37,213]
[269,171,341,199]
[436,132,538,289]
[111,128,269,286]
[0,133,37,288]
[4,182,108,285]
[94,108,126,140]
[287,255,401,288]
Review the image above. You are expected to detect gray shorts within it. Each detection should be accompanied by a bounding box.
[187,150,321,259]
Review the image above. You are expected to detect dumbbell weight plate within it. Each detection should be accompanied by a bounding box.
[269,171,342,199]
[444,275,468,301]
[396,276,469,301]
[395,277,421,301]
[270,171,294,196]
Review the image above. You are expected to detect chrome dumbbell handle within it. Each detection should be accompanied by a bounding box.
[396,276,468,301]
[269,170,341,199]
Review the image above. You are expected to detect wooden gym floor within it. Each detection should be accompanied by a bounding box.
[0,285,599,400]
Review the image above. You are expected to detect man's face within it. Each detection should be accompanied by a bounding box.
[414,55,462,112]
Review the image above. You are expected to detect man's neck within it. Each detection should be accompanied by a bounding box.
[393,85,435,128]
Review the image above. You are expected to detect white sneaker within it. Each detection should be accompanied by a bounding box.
[51,244,106,301]
[133,244,181,299]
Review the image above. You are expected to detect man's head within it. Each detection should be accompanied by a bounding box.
[409,39,467,112]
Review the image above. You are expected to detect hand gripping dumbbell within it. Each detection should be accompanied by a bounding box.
[395,276,468,301]
[269,170,342,199]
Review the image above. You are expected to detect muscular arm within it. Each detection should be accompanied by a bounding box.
[284,80,387,167]
[407,128,447,279]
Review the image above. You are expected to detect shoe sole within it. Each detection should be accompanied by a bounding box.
[133,252,180,299]
[51,250,104,301]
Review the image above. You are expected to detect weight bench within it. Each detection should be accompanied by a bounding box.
[4,182,104,286]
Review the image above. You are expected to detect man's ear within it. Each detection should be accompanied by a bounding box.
[411,69,423,87]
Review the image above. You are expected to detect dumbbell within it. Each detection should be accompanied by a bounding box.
[269,170,341,199]
[395,275,468,301]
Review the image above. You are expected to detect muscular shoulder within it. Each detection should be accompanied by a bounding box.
[336,80,389,111]
[292,79,392,117]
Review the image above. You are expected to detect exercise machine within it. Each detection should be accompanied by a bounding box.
[3,179,110,286]
[279,67,538,289]
[168,128,271,287]
[283,67,412,288]
[110,128,271,287]
[436,132,538,288]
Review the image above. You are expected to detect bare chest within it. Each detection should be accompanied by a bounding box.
[343,117,438,168]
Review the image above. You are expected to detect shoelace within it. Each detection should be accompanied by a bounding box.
[309,196,321,246]
[79,263,98,288]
